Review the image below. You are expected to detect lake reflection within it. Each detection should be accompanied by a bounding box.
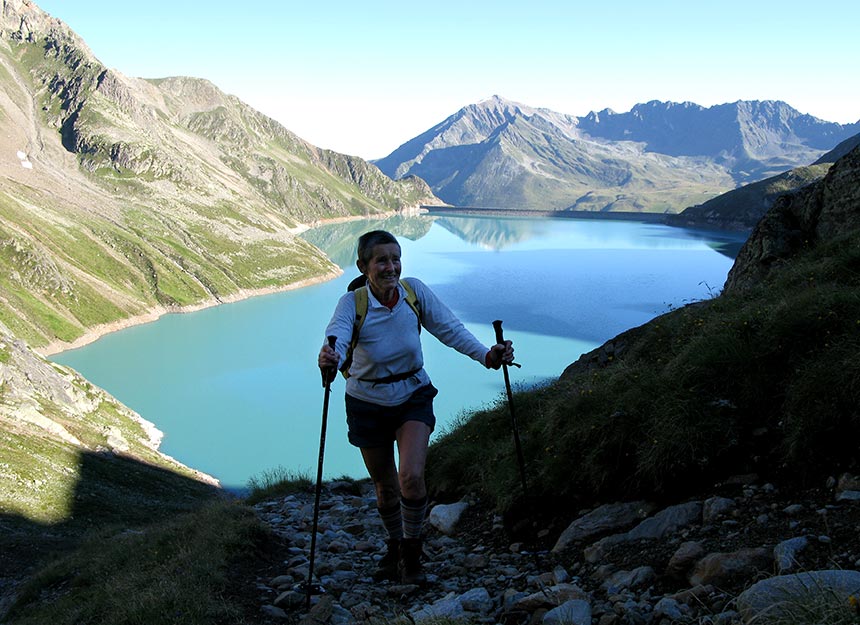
[52,215,747,490]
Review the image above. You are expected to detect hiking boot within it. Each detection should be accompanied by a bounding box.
[372,538,400,581]
[398,537,426,585]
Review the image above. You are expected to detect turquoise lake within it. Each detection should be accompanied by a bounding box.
[51,214,747,490]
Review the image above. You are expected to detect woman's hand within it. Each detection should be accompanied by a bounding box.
[318,342,340,383]
[486,340,514,369]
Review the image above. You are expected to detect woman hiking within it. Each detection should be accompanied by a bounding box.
[317,229,514,585]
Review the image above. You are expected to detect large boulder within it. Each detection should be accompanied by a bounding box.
[736,570,860,624]
[551,501,654,553]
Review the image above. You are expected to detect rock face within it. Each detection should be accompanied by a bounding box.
[248,474,860,625]
[1,0,70,41]
[725,144,860,291]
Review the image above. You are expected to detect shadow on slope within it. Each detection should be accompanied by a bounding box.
[0,449,222,620]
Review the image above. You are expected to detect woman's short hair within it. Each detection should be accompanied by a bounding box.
[357,230,399,265]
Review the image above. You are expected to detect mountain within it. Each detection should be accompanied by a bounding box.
[666,131,860,231]
[373,96,860,213]
[2,4,859,616]
[0,0,438,351]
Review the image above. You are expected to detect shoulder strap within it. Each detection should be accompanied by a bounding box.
[341,280,421,379]
[400,278,422,328]
[354,285,369,332]
[341,286,368,378]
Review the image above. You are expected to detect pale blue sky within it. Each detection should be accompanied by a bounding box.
[35,0,860,159]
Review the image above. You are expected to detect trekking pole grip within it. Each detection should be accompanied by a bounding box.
[322,335,337,388]
[492,319,505,344]
[492,320,520,368]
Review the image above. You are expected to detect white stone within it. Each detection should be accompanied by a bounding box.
[836,490,860,502]
[411,591,466,622]
[428,501,469,535]
[458,587,493,613]
[774,536,808,573]
[543,599,591,625]
[703,496,736,523]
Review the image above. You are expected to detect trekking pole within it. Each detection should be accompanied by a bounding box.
[492,320,528,497]
[301,335,336,609]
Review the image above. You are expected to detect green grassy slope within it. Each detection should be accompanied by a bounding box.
[427,148,860,516]
[0,19,437,350]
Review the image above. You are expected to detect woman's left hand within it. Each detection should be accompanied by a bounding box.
[486,340,514,369]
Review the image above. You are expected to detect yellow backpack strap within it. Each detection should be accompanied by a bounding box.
[400,278,422,332]
[341,286,368,378]
[354,285,369,332]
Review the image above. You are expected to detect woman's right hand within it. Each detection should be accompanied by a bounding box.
[318,342,340,382]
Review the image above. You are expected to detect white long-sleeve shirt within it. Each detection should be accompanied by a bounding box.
[324,277,490,406]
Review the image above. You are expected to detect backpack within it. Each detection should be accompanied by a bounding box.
[341,277,422,378]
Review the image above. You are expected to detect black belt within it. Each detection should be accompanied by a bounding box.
[359,368,421,386]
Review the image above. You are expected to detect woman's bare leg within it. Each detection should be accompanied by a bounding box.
[360,444,400,508]
[395,420,432,499]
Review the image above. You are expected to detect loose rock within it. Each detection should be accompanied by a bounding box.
[245,478,860,625]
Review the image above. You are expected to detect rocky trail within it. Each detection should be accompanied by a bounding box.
[237,474,860,625]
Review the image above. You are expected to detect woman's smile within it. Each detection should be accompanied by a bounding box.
[360,242,402,301]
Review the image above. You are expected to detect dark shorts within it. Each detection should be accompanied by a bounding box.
[345,383,438,448]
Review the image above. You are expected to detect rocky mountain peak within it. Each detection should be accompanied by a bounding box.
[582,107,618,124]
[1,0,92,56]
[735,99,812,123]
[469,95,533,119]
[2,0,50,37]
[445,95,531,141]
[151,76,233,112]
[629,99,705,116]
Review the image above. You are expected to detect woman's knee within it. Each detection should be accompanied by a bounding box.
[373,478,400,506]
[398,468,426,498]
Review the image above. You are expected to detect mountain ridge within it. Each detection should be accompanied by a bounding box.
[374,95,860,212]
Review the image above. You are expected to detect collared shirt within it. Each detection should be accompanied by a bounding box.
[324,277,489,406]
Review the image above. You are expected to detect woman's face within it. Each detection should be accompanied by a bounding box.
[358,242,402,297]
